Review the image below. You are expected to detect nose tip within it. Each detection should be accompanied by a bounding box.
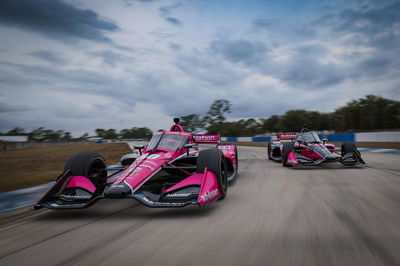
[104,182,132,198]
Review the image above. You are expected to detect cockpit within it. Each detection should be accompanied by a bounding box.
[147,133,188,150]
[297,132,321,144]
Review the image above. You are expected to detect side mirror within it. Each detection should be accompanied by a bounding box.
[120,153,139,166]
[183,143,197,157]
[134,145,145,155]
[183,143,197,149]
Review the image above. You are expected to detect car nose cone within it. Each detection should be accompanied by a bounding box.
[104,182,132,198]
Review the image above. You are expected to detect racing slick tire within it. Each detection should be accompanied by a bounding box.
[234,145,239,170]
[64,152,107,188]
[197,149,228,200]
[282,142,294,167]
[341,142,364,164]
[267,142,272,160]
[341,142,357,156]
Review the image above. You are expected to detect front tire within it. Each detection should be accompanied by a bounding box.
[197,149,228,199]
[341,142,357,156]
[64,152,107,188]
[267,142,272,160]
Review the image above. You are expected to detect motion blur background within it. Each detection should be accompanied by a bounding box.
[0,0,399,138]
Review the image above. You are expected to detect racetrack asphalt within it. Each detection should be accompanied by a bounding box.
[0,146,399,266]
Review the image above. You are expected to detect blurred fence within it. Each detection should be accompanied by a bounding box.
[221,131,400,143]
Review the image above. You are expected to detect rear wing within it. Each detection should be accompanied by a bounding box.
[192,134,221,144]
[277,133,297,141]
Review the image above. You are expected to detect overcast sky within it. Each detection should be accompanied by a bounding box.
[0,0,399,135]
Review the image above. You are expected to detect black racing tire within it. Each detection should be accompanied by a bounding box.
[267,142,272,160]
[234,145,239,170]
[282,142,294,167]
[197,149,228,199]
[341,142,357,156]
[64,152,107,187]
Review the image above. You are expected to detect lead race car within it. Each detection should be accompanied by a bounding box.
[35,119,238,210]
[268,128,365,167]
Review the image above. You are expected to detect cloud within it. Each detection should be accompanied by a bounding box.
[210,39,268,66]
[89,50,133,67]
[169,43,182,51]
[0,0,119,43]
[165,17,183,27]
[159,3,183,27]
[27,50,66,64]
[315,0,400,80]
[0,0,398,135]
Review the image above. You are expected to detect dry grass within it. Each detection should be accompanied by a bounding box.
[0,143,131,193]
[223,141,400,149]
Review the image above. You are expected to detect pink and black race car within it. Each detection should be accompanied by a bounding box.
[268,128,365,167]
[35,118,238,209]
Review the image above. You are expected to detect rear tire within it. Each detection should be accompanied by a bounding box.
[282,142,294,167]
[197,149,228,199]
[64,152,107,188]
[267,142,272,160]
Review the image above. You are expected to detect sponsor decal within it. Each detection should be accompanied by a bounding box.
[127,167,142,177]
[145,160,158,166]
[218,146,231,150]
[148,154,161,159]
[112,184,127,188]
[200,188,218,201]
[288,159,297,164]
[164,192,196,198]
[141,164,154,171]
[139,195,186,206]
[193,135,219,141]
[58,194,92,201]
[277,134,297,140]
[165,152,172,158]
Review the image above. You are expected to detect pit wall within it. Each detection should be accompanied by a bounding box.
[222,131,400,143]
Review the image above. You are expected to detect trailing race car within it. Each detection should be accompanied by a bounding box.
[267,133,298,162]
[35,118,238,210]
[268,129,365,167]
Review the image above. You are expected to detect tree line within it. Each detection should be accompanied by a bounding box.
[0,126,154,142]
[2,95,399,141]
[180,95,400,136]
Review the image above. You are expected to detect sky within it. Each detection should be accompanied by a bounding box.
[0,0,399,135]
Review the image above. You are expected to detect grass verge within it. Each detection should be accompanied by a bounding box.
[0,143,131,193]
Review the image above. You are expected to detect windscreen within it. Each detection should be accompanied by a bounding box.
[298,132,321,144]
[147,134,187,150]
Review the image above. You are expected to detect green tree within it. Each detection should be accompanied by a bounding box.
[261,115,281,132]
[6,127,25,135]
[180,114,204,132]
[203,99,232,125]
[119,127,153,139]
[95,128,106,137]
